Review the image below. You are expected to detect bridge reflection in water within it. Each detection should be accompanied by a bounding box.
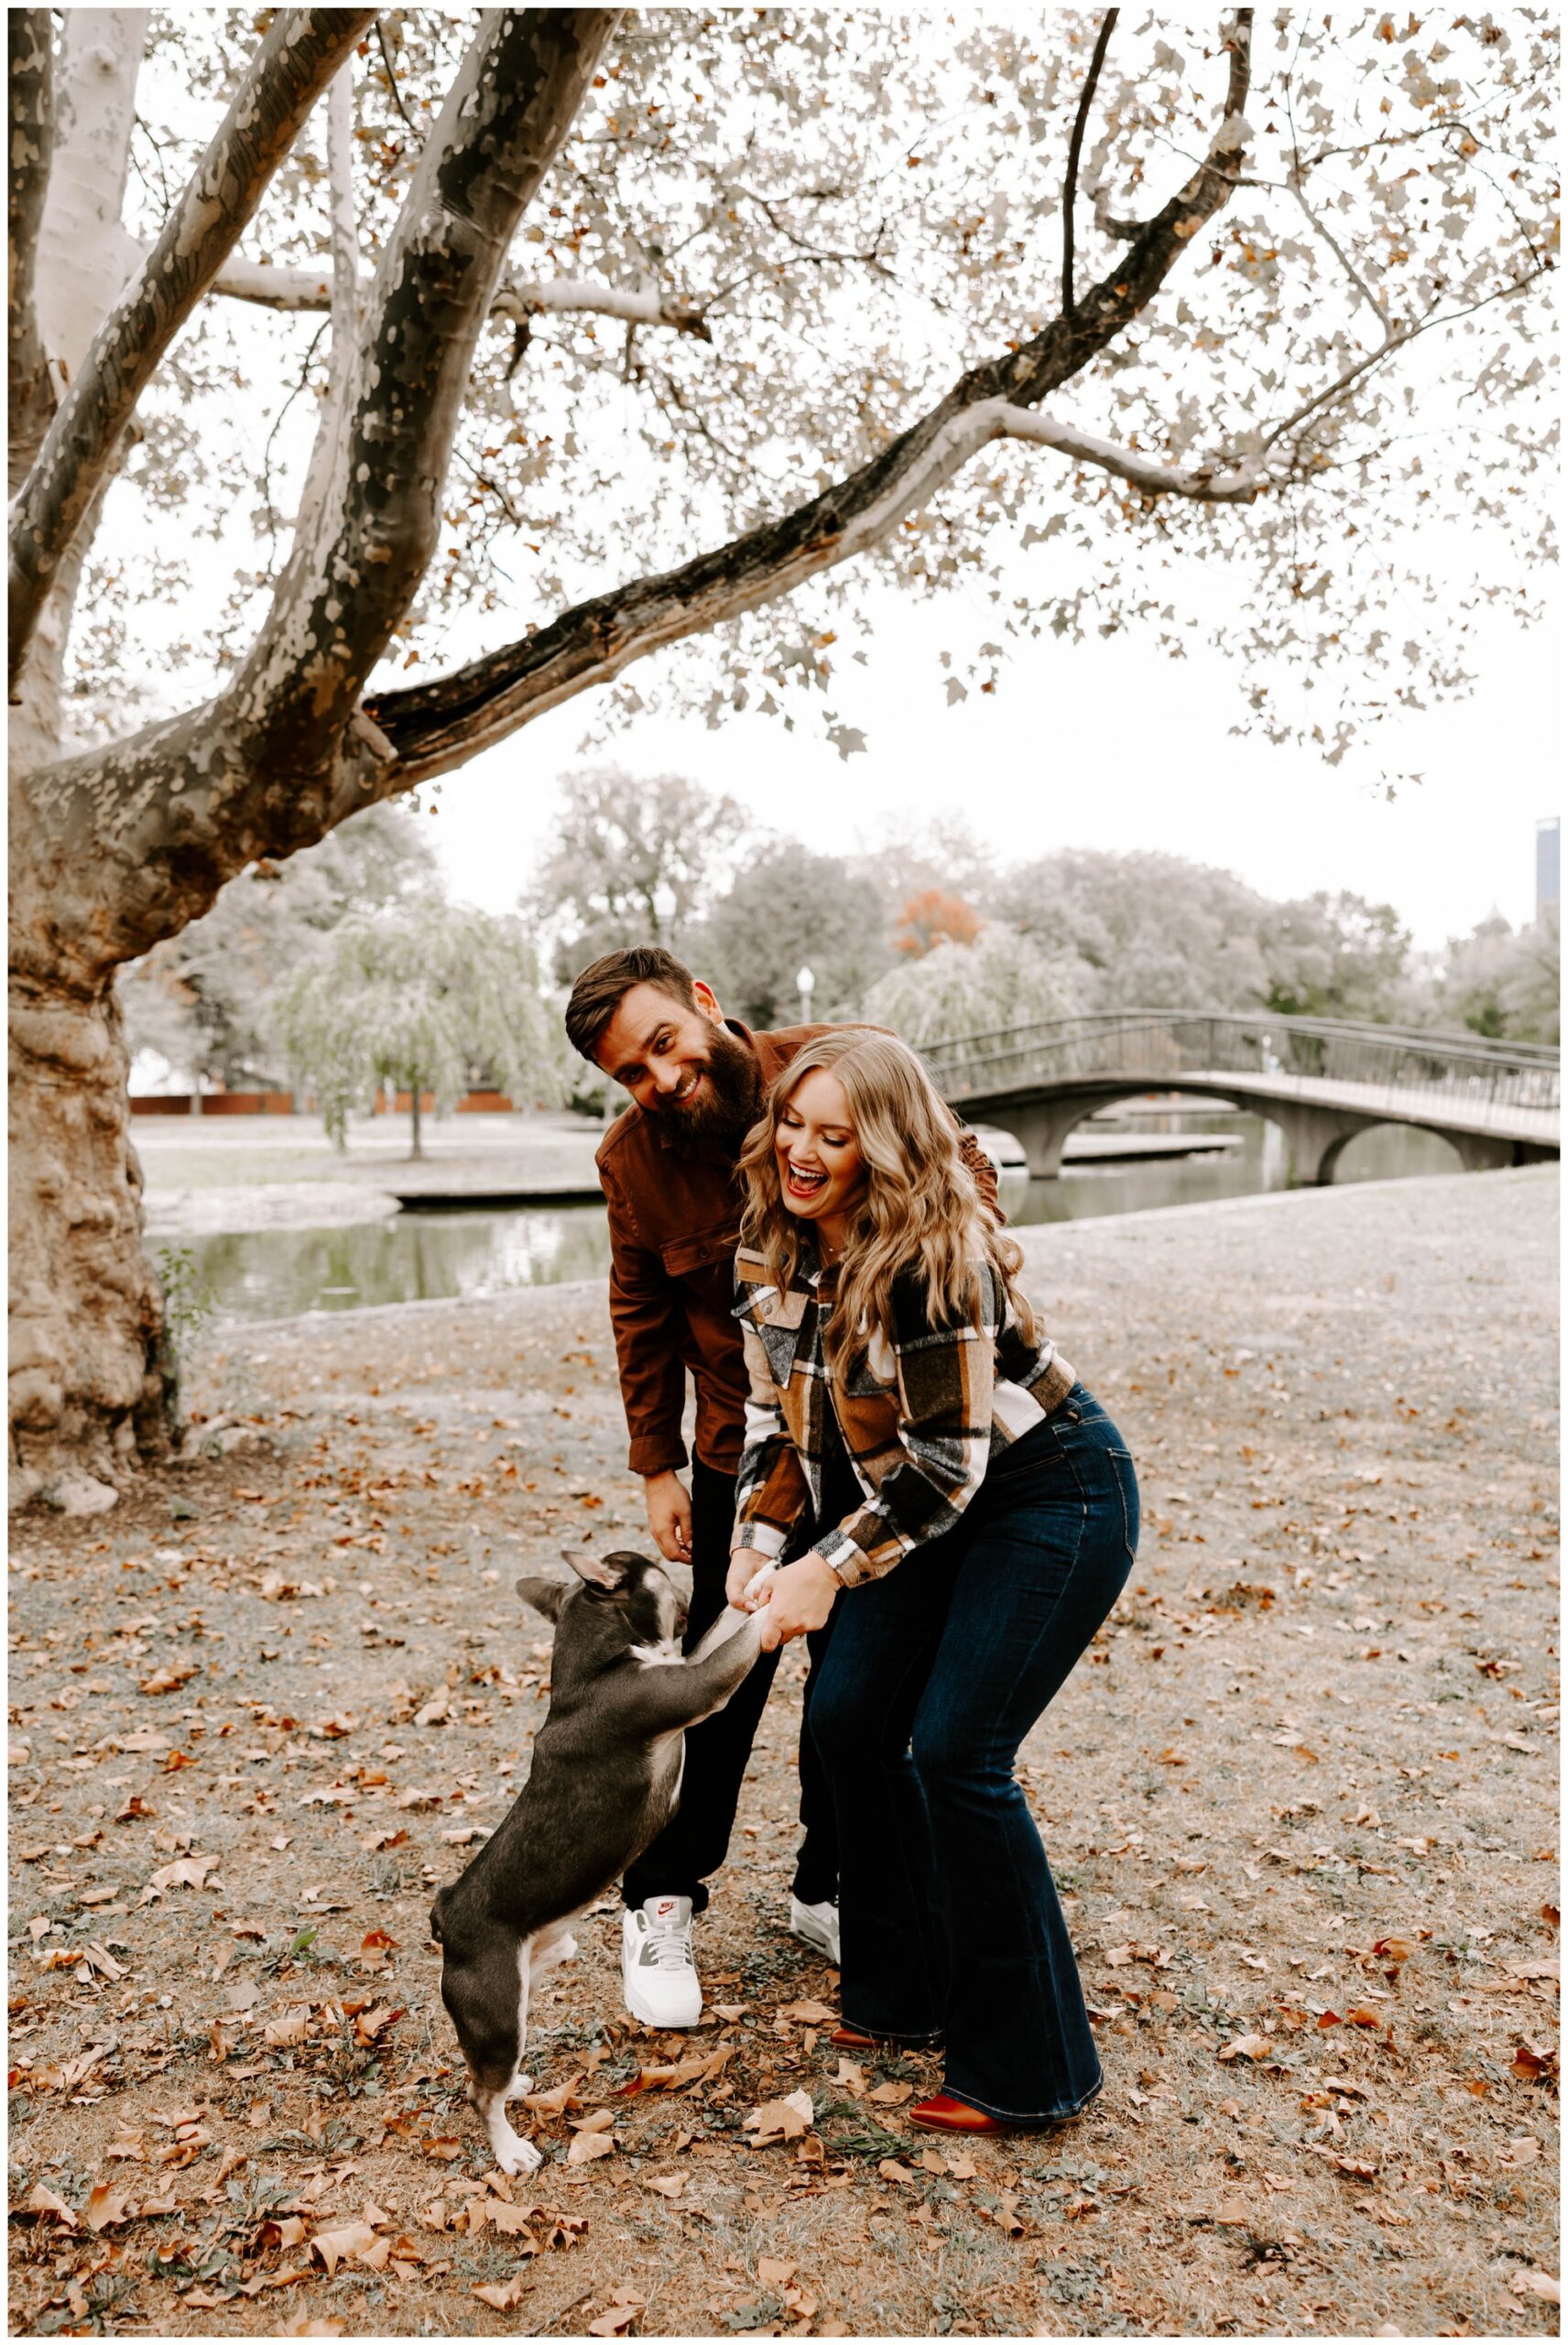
[920,1010,1561,1185]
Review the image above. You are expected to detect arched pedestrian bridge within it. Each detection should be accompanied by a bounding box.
[920,1010,1561,1185]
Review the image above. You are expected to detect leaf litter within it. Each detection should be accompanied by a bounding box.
[5,1175,1559,2333]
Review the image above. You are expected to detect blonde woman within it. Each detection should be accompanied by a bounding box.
[724,1029,1138,2134]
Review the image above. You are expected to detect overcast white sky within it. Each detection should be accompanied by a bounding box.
[427,580,1558,953]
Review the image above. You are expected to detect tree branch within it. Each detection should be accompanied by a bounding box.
[1257,257,1552,461]
[366,11,1257,780]
[365,397,1264,786]
[7,10,55,497]
[1062,10,1118,319]
[224,9,621,778]
[324,54,360,354]
[998,408,1263,501]
[7,8,375,693]
[210,253,713,338]
[1287,180,1388,334]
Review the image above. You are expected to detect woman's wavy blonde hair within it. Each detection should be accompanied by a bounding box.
[737,1027,1034,1355]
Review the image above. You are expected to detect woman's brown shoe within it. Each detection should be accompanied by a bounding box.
[829,2025,887,2051]
[909,2093,1013,2135]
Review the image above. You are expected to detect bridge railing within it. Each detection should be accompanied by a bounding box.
[920,1009,1561,1121]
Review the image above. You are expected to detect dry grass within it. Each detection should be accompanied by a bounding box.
[7,1168,1559,2336]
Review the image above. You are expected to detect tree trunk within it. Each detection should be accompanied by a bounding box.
[409,1088,423,1162]
[9,12,159,1508]
[8,976,167,1508]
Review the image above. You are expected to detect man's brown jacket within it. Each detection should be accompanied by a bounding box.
[595,1020,999,1479]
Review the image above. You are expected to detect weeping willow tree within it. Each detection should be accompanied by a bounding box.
[7,7,1555,1503]
[271,898,561,1156]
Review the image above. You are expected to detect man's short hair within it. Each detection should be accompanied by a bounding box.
[564,946,699,1063]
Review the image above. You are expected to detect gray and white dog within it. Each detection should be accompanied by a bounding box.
[430,1548,764,2173]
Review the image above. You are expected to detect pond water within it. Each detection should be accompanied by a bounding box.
[185,1110,1467,1325]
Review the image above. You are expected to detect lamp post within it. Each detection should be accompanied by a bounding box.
[796,965,815,1026]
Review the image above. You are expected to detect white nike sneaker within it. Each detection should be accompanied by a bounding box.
[789,1894,841,1966]
[622,1895,702,2027]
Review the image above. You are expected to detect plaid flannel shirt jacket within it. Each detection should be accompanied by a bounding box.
[731,1238,1076,1588]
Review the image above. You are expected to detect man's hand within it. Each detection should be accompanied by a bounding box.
[643,1468,692,1563]
[757,1554,841,1652]
[726,1547,775,1610]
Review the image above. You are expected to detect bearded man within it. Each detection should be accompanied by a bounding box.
[563,946,997,2025]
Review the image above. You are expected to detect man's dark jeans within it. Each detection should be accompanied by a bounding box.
[623,1459,839,1916]
[807,1387,1138,2123]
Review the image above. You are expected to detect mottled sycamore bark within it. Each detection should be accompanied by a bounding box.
[7,11,55,496]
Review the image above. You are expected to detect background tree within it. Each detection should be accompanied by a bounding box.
[121,802,437,1090]
[892,889,985,958]
[271,900,561,1159]
[863,922,1084,1045]
[7,8,1555,1495]
[1262,890,1414,1024]
[694,839,892,1027]
[529,767,748,982]
[1440,911,1561,1045]
[996,848,1277,1010]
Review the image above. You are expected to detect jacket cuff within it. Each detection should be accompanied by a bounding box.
[731,1519,789,1560]
[630,1434,689,1478]
[812,1525,872,1587]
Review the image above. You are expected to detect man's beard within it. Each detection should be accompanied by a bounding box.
[661,1026,761,1153]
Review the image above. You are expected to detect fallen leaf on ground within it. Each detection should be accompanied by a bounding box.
[1512,2041,1559,2082]
[140,1659,198,1695]
[567,2127,616,2165]
[83,2179,133,2231]
[524,2072,583,2115]
[744,2089,814,2146]
[139,1852,217,1903]
[645,2175,684,2198]
[1217,2034,1272,2062]
[758,2257,797,2286]
[311,2220,380,2274]
[1511,2271,1561,2304]
[265,2004,314,2047]
[866,2079,912,2105]
[588,2296,644,2337]
[19,2183,77,2226]
[474,2276,529,2311]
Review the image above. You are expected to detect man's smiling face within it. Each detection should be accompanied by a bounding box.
[596,980,759,1143]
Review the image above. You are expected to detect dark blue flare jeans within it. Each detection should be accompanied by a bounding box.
[806,1385,1138,2124]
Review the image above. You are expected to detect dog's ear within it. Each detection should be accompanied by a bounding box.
[561,1548,637,1596]
[516,1576,568,1620]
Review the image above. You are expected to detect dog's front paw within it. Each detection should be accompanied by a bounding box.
[498,2134,543,2176]
[556,1934,578,1965]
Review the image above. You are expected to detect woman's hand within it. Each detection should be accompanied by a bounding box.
[757,1554,841,1652]
[725,1548,776,1610]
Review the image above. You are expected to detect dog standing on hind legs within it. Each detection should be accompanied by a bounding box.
[430,1547,765,2173]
